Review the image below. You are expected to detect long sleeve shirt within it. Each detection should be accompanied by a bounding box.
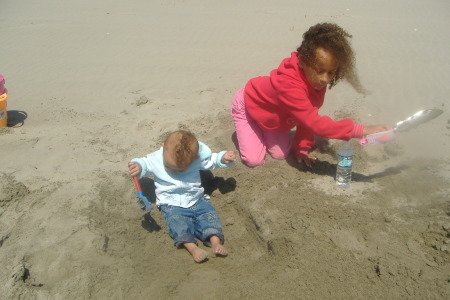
[244,51,363,154]
[131,142,233,208]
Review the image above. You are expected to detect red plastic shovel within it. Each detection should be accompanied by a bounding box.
[133,176,153,212]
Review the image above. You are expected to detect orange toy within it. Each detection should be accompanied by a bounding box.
[0,91,7,127]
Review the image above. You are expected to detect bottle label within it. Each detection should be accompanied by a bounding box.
[338,156,352,168]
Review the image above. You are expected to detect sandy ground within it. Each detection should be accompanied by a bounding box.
[1,0,449,299]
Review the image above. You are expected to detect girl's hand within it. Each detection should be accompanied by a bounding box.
[363,124,390,135]
[296,152,317,168]
[221,151,236,164]
[128,162,142,177]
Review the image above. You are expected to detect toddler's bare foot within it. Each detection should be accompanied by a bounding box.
[210,235,228,257]
[184,242,208,263]
[191,247,209,263]
[212,244,228,257]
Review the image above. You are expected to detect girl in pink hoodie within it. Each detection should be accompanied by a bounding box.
[231,23,388,168]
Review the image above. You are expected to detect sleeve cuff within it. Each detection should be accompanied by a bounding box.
[216,151,235,168]
[351,124,364,138]
[131,158,146,178]
[299,150,309,155]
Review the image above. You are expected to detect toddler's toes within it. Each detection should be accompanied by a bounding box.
[192,248,209,263]
[212,244,228,257]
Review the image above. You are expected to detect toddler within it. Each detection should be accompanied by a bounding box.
[128,130,235,263]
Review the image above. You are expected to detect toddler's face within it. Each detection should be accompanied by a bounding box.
[300,47,338,91]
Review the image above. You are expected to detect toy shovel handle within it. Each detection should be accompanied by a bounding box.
[133,176,153,211]
[133,176,142,192]
[359,129,395,145]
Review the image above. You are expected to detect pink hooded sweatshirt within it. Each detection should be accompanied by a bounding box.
[244,52,363,154]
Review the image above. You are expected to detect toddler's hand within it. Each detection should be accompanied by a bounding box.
[363,124,390,136]
[221,151,236,164]
[296,152,317,168]
[128,162,142,177]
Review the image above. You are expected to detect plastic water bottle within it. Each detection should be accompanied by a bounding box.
[336,141,353,188]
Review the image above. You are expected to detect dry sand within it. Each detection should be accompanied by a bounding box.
[1,0,449,299]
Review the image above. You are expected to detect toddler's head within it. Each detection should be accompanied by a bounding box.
[297,23,365,94]
[163,130,199,174]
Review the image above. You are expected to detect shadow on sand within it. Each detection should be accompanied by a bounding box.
[286,155,409,183]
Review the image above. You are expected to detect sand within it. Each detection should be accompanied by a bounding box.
[1,0,449,299]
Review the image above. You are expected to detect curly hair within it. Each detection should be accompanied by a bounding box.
[297,23,366,94]
[164,130,199,167]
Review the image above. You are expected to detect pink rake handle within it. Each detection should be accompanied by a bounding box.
[359,129,395,145]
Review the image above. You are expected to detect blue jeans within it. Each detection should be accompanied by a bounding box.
[160,198,224,248]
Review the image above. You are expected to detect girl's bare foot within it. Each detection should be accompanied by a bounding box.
[210,236,228,257]
[184,242,208,263]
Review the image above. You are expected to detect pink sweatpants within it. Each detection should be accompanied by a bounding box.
[231,88,292,167]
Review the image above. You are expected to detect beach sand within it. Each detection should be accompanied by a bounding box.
[1,0,449,299]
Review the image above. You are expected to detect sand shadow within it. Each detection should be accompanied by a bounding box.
[138,177,161,232]
[286,155,389,183]
[287,155,338,176]
[231,131,239,150]
[354,165,410,181]
[200,170,237,196]
[141,212,161,232]
[139,177,157,204]
[7,110,27,128]
[287,155,409,183]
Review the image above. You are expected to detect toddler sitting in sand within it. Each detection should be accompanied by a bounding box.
[128,130,235,263]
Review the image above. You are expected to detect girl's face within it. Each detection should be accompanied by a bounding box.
[299,47,338,91]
